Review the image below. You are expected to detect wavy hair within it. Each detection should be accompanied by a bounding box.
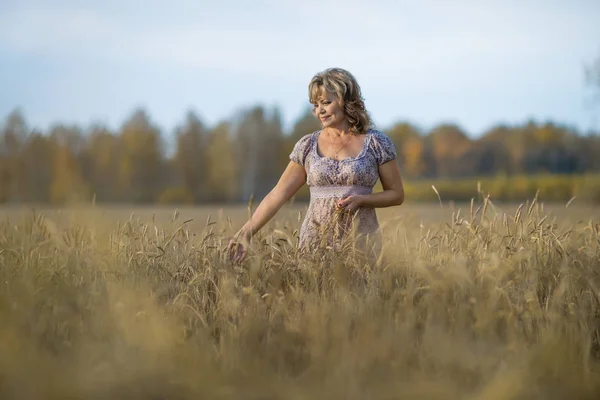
[308,68,372,135]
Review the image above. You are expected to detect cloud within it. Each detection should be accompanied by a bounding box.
[0,7,120,53]
[0,0,597,85]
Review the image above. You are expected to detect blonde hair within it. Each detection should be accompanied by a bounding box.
[308,68,372,135]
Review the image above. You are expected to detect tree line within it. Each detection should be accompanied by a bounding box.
[1,106,599,205]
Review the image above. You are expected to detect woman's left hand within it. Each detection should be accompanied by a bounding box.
[337,195,364,213]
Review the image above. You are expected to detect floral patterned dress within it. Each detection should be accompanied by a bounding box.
[289,128,397,257]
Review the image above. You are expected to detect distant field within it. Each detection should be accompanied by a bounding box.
[2,200,599,234]
[1,200,600,399]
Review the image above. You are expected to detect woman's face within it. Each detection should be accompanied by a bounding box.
[313,89,346,129]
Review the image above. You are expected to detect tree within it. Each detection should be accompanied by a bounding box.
[205,122,238,202]
[586,50,600,100]
[234,106,285,201]
[173,111,208,202]
[480,125,518,175]
[0,109,29,201]
[23,131,54,202]
[528,122,578,173]
[48,124,90,204]
[82,124,121,202]
[387,122,426,178]
[117,109,165,203]
[426,124,472,177]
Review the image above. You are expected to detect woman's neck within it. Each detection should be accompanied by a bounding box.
[325,121,353,137]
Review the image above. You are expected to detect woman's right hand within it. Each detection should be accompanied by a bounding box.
[224,161,306,263]
[227,235,249,263]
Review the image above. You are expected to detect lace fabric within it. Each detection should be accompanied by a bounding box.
[309,185,373,199]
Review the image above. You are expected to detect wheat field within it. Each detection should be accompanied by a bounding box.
[1,199,599,399]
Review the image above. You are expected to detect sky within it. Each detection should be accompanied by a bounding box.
[1,0,600,138]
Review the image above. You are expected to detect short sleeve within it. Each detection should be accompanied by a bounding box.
[370,130,397,165]
[289,133,313,166]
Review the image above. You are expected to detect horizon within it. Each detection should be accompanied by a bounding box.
[1,0,600,137]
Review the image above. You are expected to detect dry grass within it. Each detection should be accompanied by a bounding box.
[1,199,600,399]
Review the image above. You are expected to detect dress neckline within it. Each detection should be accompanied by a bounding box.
[312,129,372,162]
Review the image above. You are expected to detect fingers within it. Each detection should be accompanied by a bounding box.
[226,238,236,258]
[235,247,247,263]
[226,240,236,257]
[337,197,357,213]
[226,239,247,263]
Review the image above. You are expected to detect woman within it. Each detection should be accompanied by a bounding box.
[228,68,404,263]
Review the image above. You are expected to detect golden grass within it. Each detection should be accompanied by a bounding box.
[0,199,599,399]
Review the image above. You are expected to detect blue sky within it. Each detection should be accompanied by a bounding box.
[1,0,600,137]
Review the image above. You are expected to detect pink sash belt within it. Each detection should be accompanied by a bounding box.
[309,185,373,199]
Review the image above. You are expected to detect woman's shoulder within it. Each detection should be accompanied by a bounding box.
[367,128,397,164]
[367,128,395,149]
[293,131,318,150]
[368,128,391,141]
[289,130,318,165]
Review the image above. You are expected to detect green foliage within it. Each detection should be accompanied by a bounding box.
[117,109,165,203]
[156,186,195,205]
[205,122,238,202]
[173,111,208,202]
[1,106,600,205]
[402,174,600,203]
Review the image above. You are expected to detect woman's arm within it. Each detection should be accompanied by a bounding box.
[363,159,404,207]
[338,160,404,211]
[228,161,306,261]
